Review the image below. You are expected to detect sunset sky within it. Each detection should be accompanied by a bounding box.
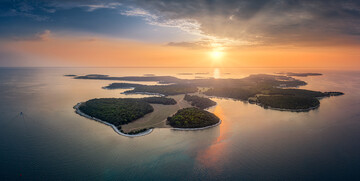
[1,0,360,68]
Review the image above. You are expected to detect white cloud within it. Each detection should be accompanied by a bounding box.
[121,7,253,48]
[36,30,52,41]
[80,2,122,12]
[121,8,201,35]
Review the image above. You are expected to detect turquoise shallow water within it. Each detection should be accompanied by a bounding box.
[0,67,360,180]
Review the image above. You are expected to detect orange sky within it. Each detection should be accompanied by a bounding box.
[1,1,360,69]
[2,35,360,69]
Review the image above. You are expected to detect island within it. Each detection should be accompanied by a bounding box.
[184,94,216,109]
[70,73,344,136]
[103,83,144,89]
[74,94,221,136]
[75,97,179,135]
[123,84,198,96]
[77,98,154,128]
[167,107,220,129]
[73,73,343,111]
[141,97,177,105]
[256,95,320,111]
[276,72,323,77]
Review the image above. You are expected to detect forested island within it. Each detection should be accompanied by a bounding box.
[256,95,320,110]
[123,84,198,96]
[71,72,344,136]
[77,97,177,133]
[78,98,153,129]
[184,94,216,109]
[103,83,144,89]
[73,73,343,111]
[276,72,323,77]
[167,107,220,128]
[141,97,177,105]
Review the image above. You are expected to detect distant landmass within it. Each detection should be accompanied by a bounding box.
[276,72,323,77]
[103,83,144,89]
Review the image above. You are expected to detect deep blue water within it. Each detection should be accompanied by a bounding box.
[0,67,360,180]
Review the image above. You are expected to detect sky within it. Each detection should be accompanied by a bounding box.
[0,0,360,68]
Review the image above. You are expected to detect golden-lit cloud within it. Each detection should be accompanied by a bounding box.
[126,0,360,48]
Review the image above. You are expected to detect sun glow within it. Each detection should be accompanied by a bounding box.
[210,50,223,60]
[213,68,220,79]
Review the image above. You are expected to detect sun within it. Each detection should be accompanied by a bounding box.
[210,50,224,60]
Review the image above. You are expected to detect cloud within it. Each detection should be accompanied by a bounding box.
[167,40,211,49]
[79,2,122,12]
[41,8,56,13]
[2,9,49,21]
[121,7,203,36]
[36,30,52,41]
[120,6,248,48]
[10,30,52,41]
[124,0,360,47]
[167,37,248,50]
[2,0,360,47]
[0,1,49,21]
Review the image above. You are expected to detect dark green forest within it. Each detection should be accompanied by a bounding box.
[257,95,320,110]
[125,84,198,95]
[141,97,177,105]
[167,107,220,128]
[184,94,216,109]
[204,87,259,100]
[79,98,154,127]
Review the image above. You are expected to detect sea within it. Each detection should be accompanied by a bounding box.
[0,67,359,180]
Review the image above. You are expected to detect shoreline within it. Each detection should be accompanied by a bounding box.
[121,91,166,97]
[255,103,320,112]
[171,119,222,131]
[73,98,223,136]
[74,102,153,138]
[206,95,320,112]
[102,86,137,90]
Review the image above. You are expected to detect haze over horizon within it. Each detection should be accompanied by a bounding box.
[1,0,360,68]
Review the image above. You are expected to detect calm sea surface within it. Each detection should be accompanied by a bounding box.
[0,67,359,180]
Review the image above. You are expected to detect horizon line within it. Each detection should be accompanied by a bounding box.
[0,66,358,69]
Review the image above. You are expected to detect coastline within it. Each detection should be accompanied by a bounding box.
[74,102,153,137]
[171,119,222,131]
[207,95,320,112]
[73,100,222,136]
[253,94,343,112]
[255,102,320,112]
[102,86,137,90]
[121,91,166,97]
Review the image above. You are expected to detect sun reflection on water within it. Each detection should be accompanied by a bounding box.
[213,68,220,79]
[195,104,230,172]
